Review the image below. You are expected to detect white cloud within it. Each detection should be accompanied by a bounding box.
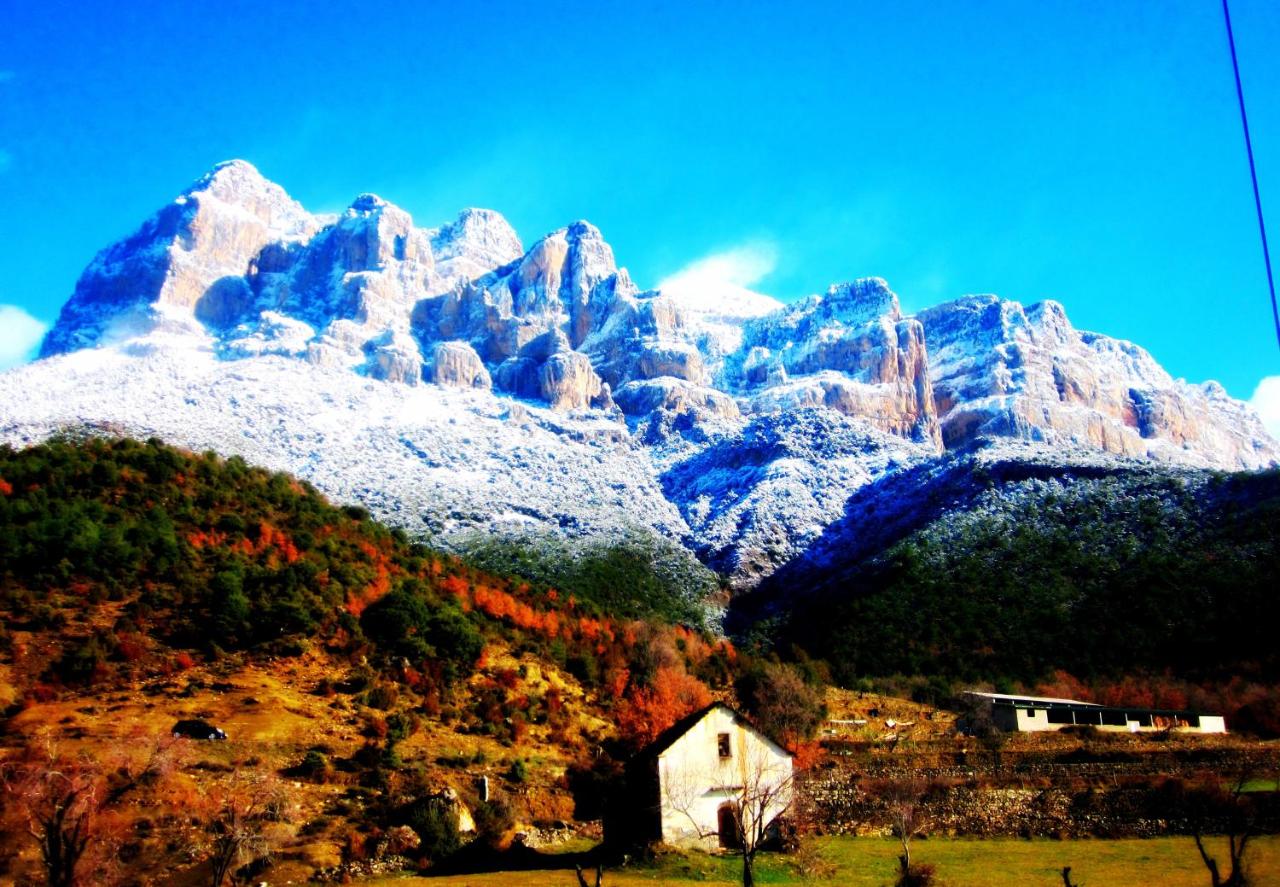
[656,243,784,317]
[0,305,48,370]
[1251,375,1280,440]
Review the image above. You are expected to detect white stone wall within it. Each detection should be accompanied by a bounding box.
[656,707,793,849]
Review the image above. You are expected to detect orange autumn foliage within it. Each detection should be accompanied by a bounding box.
[605,667,630,699]
[615,666,713,746]
[789,740,825,771]
[441,574,470,602]
[344,565,391,617]
[185,528,229,550]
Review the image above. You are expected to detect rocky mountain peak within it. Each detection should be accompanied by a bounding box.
[917,294,1278,466]
[12,161,1280,595]
[347,193,390,215]
[428,208,523,267]
[820,277,902,325]
[187,158,269,198]
[30,162,1279,479]
[180,159,315,236]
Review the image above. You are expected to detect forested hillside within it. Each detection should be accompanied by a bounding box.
[1,437,819,883]
[756,457,1280,728]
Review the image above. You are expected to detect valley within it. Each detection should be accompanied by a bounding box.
[2,160,1279,886]
[2,438,1279,885]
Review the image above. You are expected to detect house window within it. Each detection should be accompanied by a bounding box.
[717,732,732,758]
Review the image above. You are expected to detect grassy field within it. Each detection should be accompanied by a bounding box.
[366,835,1280,886]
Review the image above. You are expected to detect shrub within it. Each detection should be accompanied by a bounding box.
[54,635,111,685]
[364,683,399,711]
[736,661,826,748]
[298,750,333,782]
[897,862,937,887]
[360,585,481,686]
[472,799,514,848]
[506,758,528,784]
[404,800,460,862]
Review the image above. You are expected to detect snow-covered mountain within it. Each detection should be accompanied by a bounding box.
[7,160,1278,591]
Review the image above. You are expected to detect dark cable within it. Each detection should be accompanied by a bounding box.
[1222,0,1280,351]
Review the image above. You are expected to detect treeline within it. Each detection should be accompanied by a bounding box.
[455,530,717,627]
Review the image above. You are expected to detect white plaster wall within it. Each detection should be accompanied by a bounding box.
[1014,708,1057,732]
[1006,707,1228,734]
[657,707,792,848]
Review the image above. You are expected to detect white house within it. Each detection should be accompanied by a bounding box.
[965,692,1227,734]
[613,703,794,850]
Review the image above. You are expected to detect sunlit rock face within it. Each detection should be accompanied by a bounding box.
[429,341,491,390]
[20,160,1279,592]
[725,279,941,448]
[34,161,1276,466]
[918,295,1280,468]
[40,160,320,355]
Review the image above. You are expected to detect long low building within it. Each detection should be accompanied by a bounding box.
[966,692,1226,734]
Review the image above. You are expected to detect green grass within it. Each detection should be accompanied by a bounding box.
[366,835,1280,886]
[1240,778,1280,793]
[813,836,1280,887]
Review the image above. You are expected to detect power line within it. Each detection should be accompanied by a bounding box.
[1222,0,1280,352]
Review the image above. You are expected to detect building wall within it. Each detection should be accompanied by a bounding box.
[994,704,1228,734]
[656,707,793,849]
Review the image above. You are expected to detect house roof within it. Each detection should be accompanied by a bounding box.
[966,691,1101,707]
[969,691,1216,719]
[634,702,793,762]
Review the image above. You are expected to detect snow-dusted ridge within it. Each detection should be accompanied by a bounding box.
[5,160,1278,591]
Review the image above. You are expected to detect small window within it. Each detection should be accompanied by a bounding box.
[717,732,732,758]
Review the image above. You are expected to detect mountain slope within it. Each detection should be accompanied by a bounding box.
[747,446,1280,685]
[0,437,747,884]
[6,160,1279,592]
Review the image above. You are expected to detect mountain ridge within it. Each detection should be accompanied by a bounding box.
[9,159,1279,591]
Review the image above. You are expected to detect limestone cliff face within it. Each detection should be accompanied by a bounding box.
[539,350,614,412]
[728,279,941,448]
[40,160,318,355]
[410,222,642,411]
[430,341,491,389]
[364,331,424,385]
[917,295,1280,469]
[613,378,740,423]
[34,160,1277,471]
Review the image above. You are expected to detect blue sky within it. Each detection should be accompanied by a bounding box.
[1,0,1277,412]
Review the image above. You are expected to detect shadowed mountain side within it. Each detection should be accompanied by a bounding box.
[733,449,1280,685]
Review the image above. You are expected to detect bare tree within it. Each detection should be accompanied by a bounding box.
[574,863,604,887]
[872,778,934,887]
[661,736,796,887]
[1187,773,1261,887]
[196,774,286,887]
[3,755,100,887]
[1,734,179,887]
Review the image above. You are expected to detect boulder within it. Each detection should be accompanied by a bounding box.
[429,341,491,389]
[539,350,612,412]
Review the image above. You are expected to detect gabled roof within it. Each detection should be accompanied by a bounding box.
[635,702,793,762]
[968,691,1216,719]
[966,691,1101,707]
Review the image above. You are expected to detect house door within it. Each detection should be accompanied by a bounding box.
[717,803,741,849]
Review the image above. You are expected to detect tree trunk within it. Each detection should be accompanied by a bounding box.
[742,850,755,887]
[210,838,236,887]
